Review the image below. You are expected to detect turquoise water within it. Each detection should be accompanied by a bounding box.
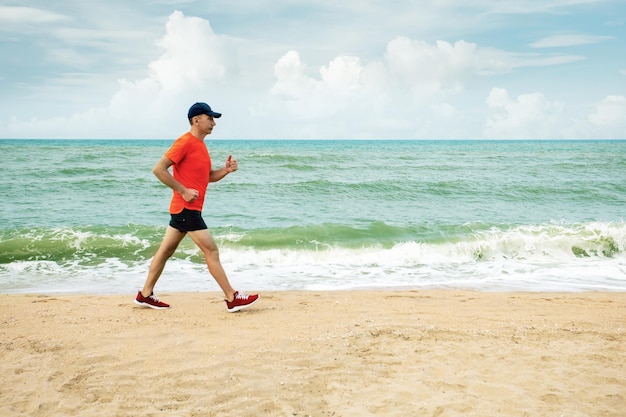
[1,139,625,293]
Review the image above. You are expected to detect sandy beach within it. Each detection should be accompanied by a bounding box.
[1,291,624,416]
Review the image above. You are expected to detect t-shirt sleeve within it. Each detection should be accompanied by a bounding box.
[165,136,188,164]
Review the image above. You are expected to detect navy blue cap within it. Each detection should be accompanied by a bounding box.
[188,102,222,119]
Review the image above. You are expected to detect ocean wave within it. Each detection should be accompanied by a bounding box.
[1,221,625,294]
[1,221,624,265]
[0,226,160,265]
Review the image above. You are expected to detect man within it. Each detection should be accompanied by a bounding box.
[134,102,259,312]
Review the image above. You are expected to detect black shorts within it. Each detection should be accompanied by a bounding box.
[169,209,208,232]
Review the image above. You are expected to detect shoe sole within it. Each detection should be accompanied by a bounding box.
[134,299,170,309]
[227,296,259,313]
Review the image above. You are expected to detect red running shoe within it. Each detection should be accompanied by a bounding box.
[134,291,170,309]
[226,291,259,312]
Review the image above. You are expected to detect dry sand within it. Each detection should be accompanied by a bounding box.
[1,291,624,416]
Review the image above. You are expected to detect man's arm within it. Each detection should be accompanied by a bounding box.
[210,154,238,183]
[152,156,199,202]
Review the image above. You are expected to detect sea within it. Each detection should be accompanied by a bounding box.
[1,139,625,294]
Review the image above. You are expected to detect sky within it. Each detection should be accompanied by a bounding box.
[0,0,625,139]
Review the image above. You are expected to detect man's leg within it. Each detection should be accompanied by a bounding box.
[187,229,236,301]
[141,226,186,297]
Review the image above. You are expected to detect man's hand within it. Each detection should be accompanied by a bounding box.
[225,154,238,173]
[209,154,238,182]
[181,188,199,202]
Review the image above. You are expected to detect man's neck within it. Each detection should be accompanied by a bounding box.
[189,127,207,141]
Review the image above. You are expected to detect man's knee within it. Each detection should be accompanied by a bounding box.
[164,245,179,258]
[203,245,220,258]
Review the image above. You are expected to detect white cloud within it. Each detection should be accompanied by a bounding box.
[5,11,233,138]
[588,96,626,138]
[0,6,69,25]
[530,34,612,48]
[385,38,509,94]
[269,52,384,121]
[270,51,315,97]
[482,90,626,139]
[107,11,237,136]
[509,53,585,67]
[263,35,591,138]
[258,51,391,138]
[483,88,571,139]
[53,28,150,48]
[260,37,511,138]
[431,102,460,120]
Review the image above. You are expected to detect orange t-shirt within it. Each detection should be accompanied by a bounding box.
[165,132,212,214]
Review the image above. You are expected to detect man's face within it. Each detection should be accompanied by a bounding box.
[197,114,216,134]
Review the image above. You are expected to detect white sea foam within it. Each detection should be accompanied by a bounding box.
[5,236,624,294]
